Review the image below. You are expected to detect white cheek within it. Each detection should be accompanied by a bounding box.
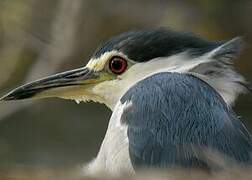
[92,80,123,109]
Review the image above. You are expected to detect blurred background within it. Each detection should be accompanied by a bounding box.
[0,0,251,170]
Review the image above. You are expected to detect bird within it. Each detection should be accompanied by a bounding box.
[1,28,252,177]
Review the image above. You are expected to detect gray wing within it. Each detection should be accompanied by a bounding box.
[120,72,252,170]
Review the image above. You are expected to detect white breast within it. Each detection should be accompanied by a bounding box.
[83,101,134,177]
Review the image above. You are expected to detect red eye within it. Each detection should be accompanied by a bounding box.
[109,56,127,74]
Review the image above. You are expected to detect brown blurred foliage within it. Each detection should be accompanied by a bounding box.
[0,167,252,180]
[0,0,251,175]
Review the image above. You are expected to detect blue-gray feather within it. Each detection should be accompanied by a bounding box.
[120,72,252,170]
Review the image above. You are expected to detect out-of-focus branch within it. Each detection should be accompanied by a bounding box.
[0,1,31,87]
[26,0,84,81]
[0,0,83,121]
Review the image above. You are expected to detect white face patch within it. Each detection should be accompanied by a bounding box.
[86,50,128,72]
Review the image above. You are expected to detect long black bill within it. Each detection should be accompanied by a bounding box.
[1,68,97,101]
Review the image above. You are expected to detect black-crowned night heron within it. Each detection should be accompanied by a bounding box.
[1,28,252,176]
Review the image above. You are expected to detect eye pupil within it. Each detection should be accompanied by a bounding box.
[109,57,127,74]
[112,60,122,69]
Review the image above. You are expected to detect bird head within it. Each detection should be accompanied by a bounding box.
[0,28,247,109]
